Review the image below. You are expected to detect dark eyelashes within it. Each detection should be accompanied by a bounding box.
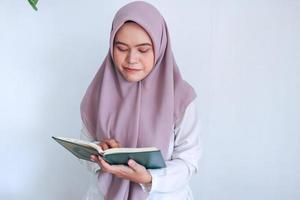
[139,49,150,53]
[116,46,151,53]
[117,47,128,52]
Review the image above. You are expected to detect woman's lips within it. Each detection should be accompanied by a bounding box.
[124,67,142,73]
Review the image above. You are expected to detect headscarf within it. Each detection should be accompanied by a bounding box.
[80,1,197,199]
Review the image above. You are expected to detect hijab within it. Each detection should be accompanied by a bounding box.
[80,1,196,199]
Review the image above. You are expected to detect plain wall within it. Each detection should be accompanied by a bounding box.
[1,0,299,199]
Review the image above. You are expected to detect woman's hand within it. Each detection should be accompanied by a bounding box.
[99,138,121,150]
[90,155,152,185]
[91,138,152,184]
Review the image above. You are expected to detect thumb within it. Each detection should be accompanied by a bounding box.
[128,159,143,172]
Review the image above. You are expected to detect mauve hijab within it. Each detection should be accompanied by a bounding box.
[80,1,196,199]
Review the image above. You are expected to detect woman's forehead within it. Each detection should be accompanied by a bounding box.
[114,22,153,46]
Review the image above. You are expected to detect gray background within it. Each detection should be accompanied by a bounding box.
[1,0,299,199]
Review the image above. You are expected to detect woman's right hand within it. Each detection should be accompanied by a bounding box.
[98,138,121,150]
[90,138,120,166]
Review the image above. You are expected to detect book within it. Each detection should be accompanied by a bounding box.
[52,136,166,169]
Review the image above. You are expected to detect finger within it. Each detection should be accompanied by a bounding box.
[98,158,133,176]
[98,156,115,172]
[127,159,144,172]
[110,165,134,179]
[91,155,103,164]
[90,155,98,162]
[100,142,109,150]
[103,139,120,148]
[89,155,108,172]
[118,165,134,174]
[107,139,119,148]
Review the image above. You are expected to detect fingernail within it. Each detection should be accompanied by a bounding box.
[128,159,134,165]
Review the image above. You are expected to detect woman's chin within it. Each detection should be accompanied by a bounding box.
[124,76,142,82]
[122,72,146,82]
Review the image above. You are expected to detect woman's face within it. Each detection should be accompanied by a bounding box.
[113,22,155,82]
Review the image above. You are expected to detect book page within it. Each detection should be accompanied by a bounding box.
[104,147,158,155]
[53,136,103,153]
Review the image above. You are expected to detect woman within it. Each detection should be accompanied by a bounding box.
[80,1,201,199]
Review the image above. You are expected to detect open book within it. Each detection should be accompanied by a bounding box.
[52,136,166,169]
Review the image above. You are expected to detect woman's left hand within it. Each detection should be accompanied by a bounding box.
[90,155,152,185]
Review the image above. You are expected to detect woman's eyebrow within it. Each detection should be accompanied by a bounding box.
[115,41,152,47]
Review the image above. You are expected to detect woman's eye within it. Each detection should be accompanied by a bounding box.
[138,48,150,53]
[116,46,128,52]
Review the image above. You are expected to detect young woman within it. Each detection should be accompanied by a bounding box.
[80,1,201,199]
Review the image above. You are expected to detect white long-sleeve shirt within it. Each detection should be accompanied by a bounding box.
[79,98,202,200]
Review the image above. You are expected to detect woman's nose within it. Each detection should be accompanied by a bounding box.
[127,50,138,64]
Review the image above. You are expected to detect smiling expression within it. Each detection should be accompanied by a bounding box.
[113,22,155,82]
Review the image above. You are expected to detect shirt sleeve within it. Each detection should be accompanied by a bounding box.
[79,123,101,174]
[140,98,202,193]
